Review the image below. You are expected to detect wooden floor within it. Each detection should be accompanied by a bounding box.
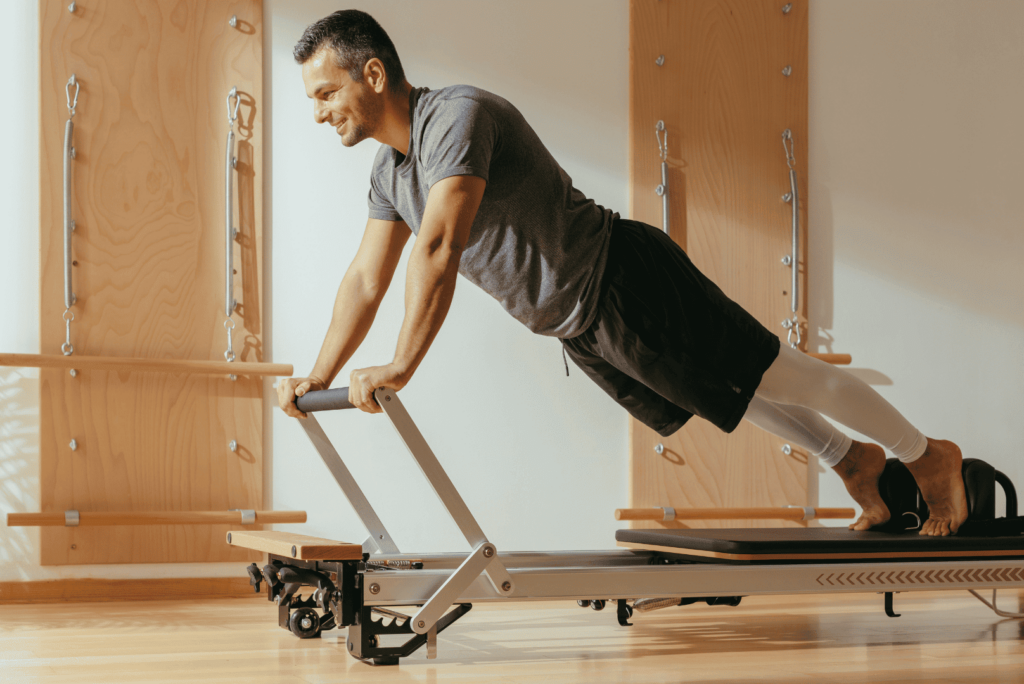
[3,590,1024,683]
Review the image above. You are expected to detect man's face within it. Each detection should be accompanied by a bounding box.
[302,48,383,148]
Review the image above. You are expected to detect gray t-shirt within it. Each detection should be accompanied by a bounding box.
[367,85,617,338]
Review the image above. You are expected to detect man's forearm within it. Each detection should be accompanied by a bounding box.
[392,242,461,380]
[309,273,384,386]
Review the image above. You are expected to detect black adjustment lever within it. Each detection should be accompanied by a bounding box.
[246,563,262,593]
[262,563,281,589]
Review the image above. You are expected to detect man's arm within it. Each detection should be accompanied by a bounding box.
[348,174,487,412]
[277,217,410,418]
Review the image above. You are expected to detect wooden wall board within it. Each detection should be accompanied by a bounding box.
[39,0,264,564]
[628,0,810,529]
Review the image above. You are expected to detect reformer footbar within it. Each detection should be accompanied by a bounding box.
[228,387,1024,665]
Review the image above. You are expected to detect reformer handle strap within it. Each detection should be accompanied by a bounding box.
[296,387,358,413]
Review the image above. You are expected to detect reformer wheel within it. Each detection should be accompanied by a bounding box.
[289,607,322,639]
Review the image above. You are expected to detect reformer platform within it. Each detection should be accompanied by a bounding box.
[231,385,1024,665]
[616,527,1024,565]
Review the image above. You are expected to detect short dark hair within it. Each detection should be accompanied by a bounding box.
[293,10,407,95]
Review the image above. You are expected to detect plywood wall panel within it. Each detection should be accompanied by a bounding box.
[39,0,263,564]
[628,0,810,529]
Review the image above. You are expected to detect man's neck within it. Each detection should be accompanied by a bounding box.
[376,83,415,156]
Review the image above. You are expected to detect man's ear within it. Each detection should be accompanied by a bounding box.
[364,58,387,94]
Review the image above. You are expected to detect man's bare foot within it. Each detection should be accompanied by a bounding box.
[833,441,890,531]
[904,438,968,537]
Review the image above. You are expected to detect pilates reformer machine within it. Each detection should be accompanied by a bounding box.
[228,387,1024,665]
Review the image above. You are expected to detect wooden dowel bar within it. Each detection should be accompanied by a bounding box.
[0,353,293,377]
[806,353,852,365]
[6,511,307,527]
[615,507,856,522]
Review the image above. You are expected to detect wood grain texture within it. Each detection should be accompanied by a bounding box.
[629,0,810,529]
[39,0,264,564]
[226,531,363,561]
[0,577,261,604]
[2,592,1023,681]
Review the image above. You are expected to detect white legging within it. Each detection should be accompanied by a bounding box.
[742,345,928,468]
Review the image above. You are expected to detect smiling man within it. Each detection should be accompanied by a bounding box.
[277,9,968,538]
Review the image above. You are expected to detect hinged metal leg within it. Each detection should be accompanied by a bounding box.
[410,542,497,634]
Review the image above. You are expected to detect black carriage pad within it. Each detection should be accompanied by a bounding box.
[615,527,1024,565]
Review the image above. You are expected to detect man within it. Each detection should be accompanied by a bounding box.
[276,10,968,537]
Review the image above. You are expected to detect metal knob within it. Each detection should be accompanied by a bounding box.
[229,440,237,452]
[654,443,665,455]
[69,439,78,451]
[781,444,792,455]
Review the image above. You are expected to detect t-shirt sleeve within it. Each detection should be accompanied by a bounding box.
[367,171,402,221]
[420,98,497,188]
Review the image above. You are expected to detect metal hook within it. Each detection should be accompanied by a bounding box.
[782,129,796,170]
[655,120,668,162]
[226,86,240,126]
[66,74,79,118]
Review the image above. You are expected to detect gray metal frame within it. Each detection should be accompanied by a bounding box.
[297,388,1024,633]
[361,552,1024,606]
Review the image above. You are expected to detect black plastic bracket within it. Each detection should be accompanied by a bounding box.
[617,599,633,627]
[348,603,473,665]
[884,592,901,618]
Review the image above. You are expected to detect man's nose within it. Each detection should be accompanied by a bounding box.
[313,100,328,124]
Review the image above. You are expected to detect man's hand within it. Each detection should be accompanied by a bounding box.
[277,375,327,418]
[349,364,408,413]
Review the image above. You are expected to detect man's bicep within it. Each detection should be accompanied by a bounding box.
[348,217,412,296]
[419,175,487,250]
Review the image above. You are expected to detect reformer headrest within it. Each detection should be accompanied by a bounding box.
[875,457,1020,536]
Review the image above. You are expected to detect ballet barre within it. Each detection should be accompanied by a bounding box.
[7,510,306,527]
[0,353,292,377]
[615,506,856,523]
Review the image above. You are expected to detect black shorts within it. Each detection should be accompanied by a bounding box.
[561,218,781,436]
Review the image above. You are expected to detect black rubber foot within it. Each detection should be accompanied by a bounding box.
[372,656,400,666]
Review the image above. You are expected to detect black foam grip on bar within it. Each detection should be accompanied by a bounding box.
[296,387,356,413]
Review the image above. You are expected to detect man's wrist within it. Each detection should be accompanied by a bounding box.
[388,360,414,386]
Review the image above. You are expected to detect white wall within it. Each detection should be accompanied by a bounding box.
[2,0,1021,581]
[807,0,1024,518]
